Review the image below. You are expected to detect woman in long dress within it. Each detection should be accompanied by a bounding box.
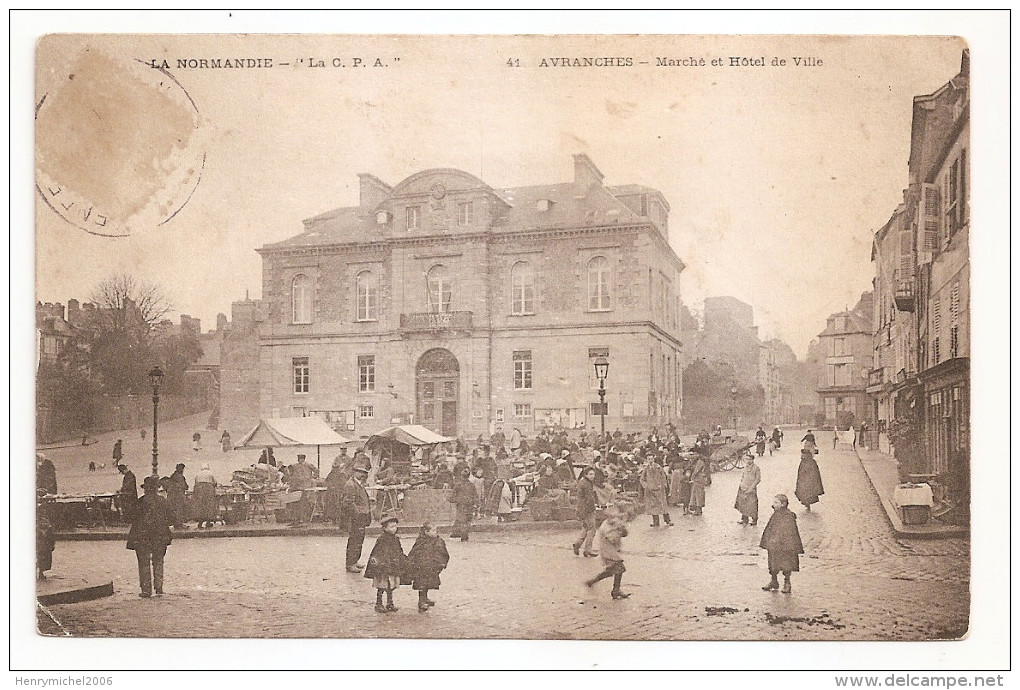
[794,449,825,510]
[193,463,218,528]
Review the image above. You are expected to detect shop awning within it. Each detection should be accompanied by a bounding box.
[367,424,454,447]
[235,417,351,449]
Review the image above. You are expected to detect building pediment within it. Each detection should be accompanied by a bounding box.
[389,168,509,209]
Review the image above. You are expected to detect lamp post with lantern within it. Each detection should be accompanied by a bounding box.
[730,384,739,436]
[594,358,609,457]
[149,365,164,478]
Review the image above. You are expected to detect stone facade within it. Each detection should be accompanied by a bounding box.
[232,155,686,441]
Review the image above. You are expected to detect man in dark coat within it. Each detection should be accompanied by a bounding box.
[406,523,450,612]
[112,439,123,464]
[118,464,138,522]
[341,465,372,572]
[760,494,805,593]
[449,468,478,541]
[36,453,57,495]
[127,476,174,597]
[164,463,189,528]
[572,468,599,556]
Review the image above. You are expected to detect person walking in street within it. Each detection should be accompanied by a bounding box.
[406,522,450,613]
[449,468,478,541]
[771,427,783,450]
[36,453,57,495]
[165,463,189,529]
[755,426,768,457]
[193,463,218,528]
[640,457,673,527]
[734,452,761,525]
[572,468,599,556]
[760,494,804,594]
[341,465,372,572]
[118,464,138,523]
[220,430,232,453]
[468,466,486,517]
[795,448,825,511]
[584,507,631,599]
[112,439,123,466]
[364,513,405,613]
[669,459,692,514]
[127,476,175,598]
[688,455,709,516]
[288,454,315,525]
[801,430,817,455]
[192,432,202,452]
[833,428,839,449]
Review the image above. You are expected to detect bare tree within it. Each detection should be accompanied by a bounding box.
[90,273,173,339]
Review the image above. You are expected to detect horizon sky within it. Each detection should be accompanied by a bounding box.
[34,34,965,359]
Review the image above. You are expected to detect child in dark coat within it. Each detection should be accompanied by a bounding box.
[406,522,450,612]
[364,514,406,612]
[760,494,805,593]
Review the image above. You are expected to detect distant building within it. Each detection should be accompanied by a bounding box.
[815,292,874,428]
[221,155,687,440]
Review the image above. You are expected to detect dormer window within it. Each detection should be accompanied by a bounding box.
[376,210,392,225]
[535,199,553,212]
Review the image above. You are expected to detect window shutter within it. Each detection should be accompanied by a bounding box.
[920,183,942,257]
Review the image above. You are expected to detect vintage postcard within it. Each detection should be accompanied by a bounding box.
[21,24,1006,671]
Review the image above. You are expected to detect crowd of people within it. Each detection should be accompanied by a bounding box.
[36,421,828,608]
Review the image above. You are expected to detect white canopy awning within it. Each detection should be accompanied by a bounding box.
[235,417,351,449]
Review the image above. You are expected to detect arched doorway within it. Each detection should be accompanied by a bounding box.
[416,348,460,436]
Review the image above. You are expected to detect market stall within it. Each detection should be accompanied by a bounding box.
[365,425,454,522]
[232,417,353,523]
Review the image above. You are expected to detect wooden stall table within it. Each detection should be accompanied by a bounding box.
[368,484,410,521]
[303,486,329,522]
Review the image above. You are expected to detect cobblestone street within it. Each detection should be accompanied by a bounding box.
[39,441,969,640]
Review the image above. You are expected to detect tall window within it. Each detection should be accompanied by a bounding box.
[427,265,452,313]
[511,261,535,315]
[513,350,532,390]
[406,205,421,230]
[833,337,847,357]
[356,271,378,321]
[358,355,376,392]
[292,357,309,394]
[588,256,611,311]
[291,274,312,324]
[457,202,473,225]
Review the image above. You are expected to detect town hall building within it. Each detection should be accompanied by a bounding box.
[222,155,686,441]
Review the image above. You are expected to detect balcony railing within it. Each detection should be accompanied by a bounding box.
[400,311,473,332]
[894,271,915,312]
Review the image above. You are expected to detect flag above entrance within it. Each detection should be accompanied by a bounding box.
[235,417,352,448]
[367,424,454,447]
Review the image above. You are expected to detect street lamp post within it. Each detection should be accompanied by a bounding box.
[730,385,738,436]
[594,358,609,458]
[149,366,164,478]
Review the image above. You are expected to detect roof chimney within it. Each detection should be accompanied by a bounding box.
[357,173,393,210]
[573,154,604,192]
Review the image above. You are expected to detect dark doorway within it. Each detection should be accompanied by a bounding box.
[416,348,459,437]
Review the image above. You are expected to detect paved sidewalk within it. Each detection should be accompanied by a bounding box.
[854,446,967,539]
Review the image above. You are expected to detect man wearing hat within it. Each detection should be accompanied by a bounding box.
[341,464,372,572]
[118,463,139,522]
[288,454,315,525]
[127,475,174,597]
[165,463,189,529]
